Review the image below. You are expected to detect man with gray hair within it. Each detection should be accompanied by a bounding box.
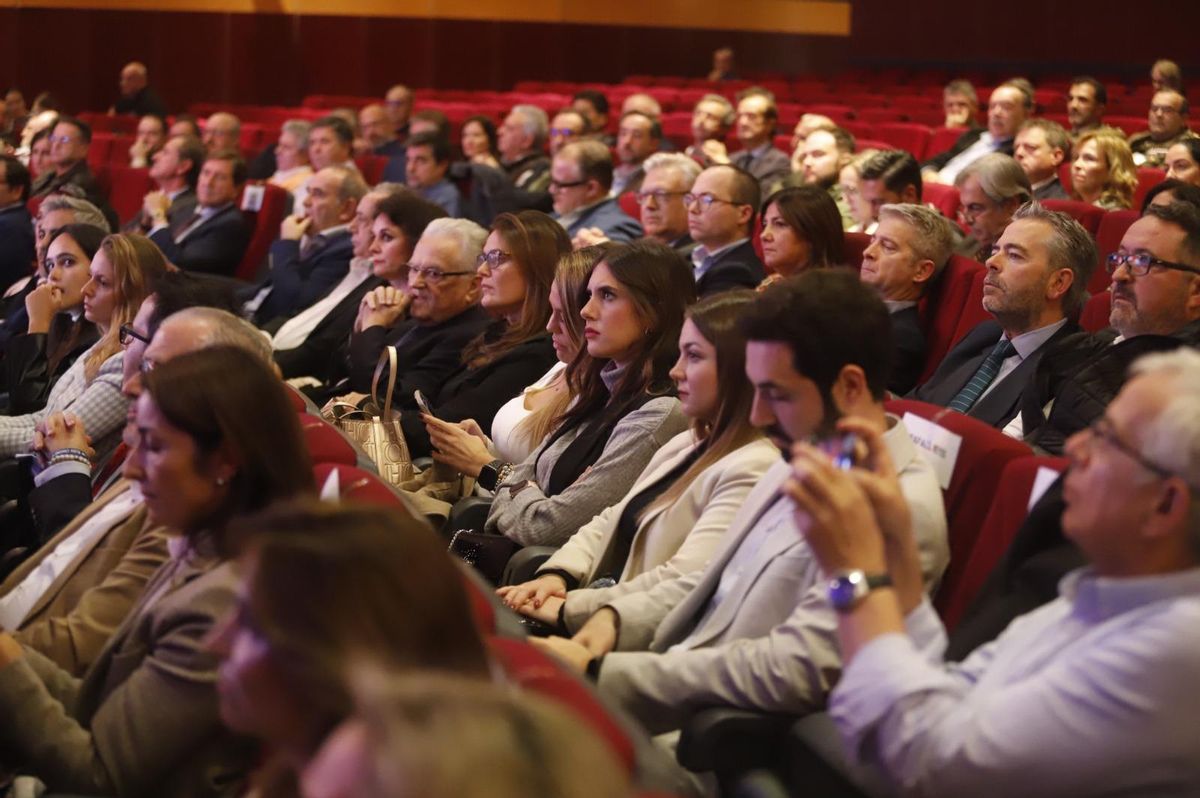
[128,134,203,233]
[268,119,313,195]
[358,102,403,158]
[954,152,1032,261]
[1016,201,1200,453]
[923,80,1032,184]
[638,152,701,257]
[1014,119,1071,201]
[111,61,166,117]
[912,202,1093,428]
[498,104,551,193]
[248,164,368,326]
[861,203,955,393]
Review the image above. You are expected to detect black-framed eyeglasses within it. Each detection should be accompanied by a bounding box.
[119,324,150,348]
[1086,416,1177,482]
[476,249,514,268]
[406,264,474,284]
[549,178,588,190]
[1106,251,1200,278]
[636,190,688,206]
[684,192,742,210]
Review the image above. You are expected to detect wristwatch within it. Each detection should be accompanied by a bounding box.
[477,459,505,492]
[827,569,893,613]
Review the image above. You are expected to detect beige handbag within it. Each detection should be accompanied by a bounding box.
[322,346,414,486]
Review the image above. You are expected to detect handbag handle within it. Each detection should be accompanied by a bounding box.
[370,345,400,421]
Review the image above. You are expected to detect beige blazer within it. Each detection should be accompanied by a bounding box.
[4,480,170,676]
[551,432,780,629]
[0,544,256,797]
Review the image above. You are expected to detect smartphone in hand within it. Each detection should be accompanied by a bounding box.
[414,390,436,418]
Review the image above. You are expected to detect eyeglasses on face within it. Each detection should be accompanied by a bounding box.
[405,264,474,284]
[636,190,688,206]
[1086,416,1181,484]
[1106,251,1200,278]
[549,178,588,191]
[476,249,514,268]
[119,324,151,348]
[684,192,742,210]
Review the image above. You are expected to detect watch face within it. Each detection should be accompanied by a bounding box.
[828,571,866,611]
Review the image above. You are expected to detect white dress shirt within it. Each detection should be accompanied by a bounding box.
[272,256,373,351]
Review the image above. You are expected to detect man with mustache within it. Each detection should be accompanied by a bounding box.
[911,203,1093,428]
[1015,202,1200,453]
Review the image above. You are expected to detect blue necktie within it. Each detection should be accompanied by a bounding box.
[948,338,1017,413]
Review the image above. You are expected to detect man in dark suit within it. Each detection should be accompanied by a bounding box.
[110,62,167,117]
[860,202,957,395]
[612,111,661,197]
[148,150,251,277]
[0,155,35,291]
[1014,120,1070,201]
[498,104,551,193]
[247,165,365,327]
[697,87,790,197]
[922,80,1031,185]
[912,202,1095,428]
[686,164,764,296]
[357,103,404,158]
[124,134,203,233]
[30,117,104,206]
[638,153,700,259]
[551,140,643,244]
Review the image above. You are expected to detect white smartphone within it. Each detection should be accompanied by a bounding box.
[413,390,436,417]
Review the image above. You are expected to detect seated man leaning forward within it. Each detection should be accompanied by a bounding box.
[794,348,1200,797]
[528,269,948,760]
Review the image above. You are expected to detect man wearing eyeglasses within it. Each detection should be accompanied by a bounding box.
[686,164,765,296]
[1130,89,1193,168]
[30,117,103,209]
[1016,202,1200,454]
[384,84,413,142]
[550,140,642,246]
[699,87,790,197]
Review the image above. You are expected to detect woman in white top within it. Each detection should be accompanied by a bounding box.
[423,245,609,480]
[497,290,779,628]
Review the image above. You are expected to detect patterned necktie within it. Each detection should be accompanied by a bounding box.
[300,234,326,261]
[948,338,1017,413]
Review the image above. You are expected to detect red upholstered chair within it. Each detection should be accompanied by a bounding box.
[1093,209,1138,291]
[1041,199,1105,237]
[938,455,1067,630]
[1080,290,1112,332]
[921,182,960,221]
[915,255,986,382]
[87,133,114,172]
[106,135,134,165]
[1134,167,1167,208]
[873,122,932,161]
[235,181,289,282]
[488,637,638,775]
[883,399,1033,620]
[105,165,154,225]
[284,383,310,413]
[841,231,870,269]
[617,190,640,219]
[301,417,358,466]
[354,154,389,186]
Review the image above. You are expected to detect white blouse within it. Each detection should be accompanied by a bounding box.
[489,361,566,464]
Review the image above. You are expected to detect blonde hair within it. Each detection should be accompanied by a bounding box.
[344,669,631,798]
[1075,127,1137,210]
[83,234,168,382]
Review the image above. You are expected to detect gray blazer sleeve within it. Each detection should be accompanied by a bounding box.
[485,398,688,547]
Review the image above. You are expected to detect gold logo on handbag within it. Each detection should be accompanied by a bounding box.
[322,346,414,486]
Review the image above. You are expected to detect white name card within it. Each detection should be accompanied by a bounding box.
[902,413,962,490]
[241,184,265,212]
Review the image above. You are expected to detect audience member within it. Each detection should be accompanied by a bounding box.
[1130,89,1193,168]
[924,80,1031,184]
[687,164,764,295]
[1142,178,1200,212]
[202,111,241,153]
[684,94,734,165]
[1165,137,1200,186]
[620,93,662,122]
[1066,76,1107,136]
[297,116,358,208]
[149,150,252,276]
[811,348,1200,798]
[249,165,365,326]
[302,671,632,798]
[273,183,406,382]
[1014,119,1071,200]
[839,149,879,233]
[954,152,1032,260]
[127,133,203,233]
[758,185,843,280]
[637,152,701,257]
[550,140,643,244]
[498,105,552,193]
[1,88,28,144]
[404,131,461,216]
[31,116,104,208]
[357,102,403,157]
[913,202,1092,428]
[612,111,661,196]
[409,108,451,141]
[572,90,612,145]
[208,501,491,797]
[0,154,34,289]
[110,61,166,117]
[4,224,105,414]
[461,115,501,169]
[857,149,923,227]
[501,291,776,626]
[1071,127,1137,210]
[169,114,202,140]
[530,270,946,757]
[796,126,856,227]
[26,124,54,180]
[861,203,955,393]
[127,113,166,168]
[544,108,585,158]
[941,79,980,129]
[384,84,413,140]
[1151,58,1184,93]
[484,240,692,548]
[1018,201,1200,453]
[702,87,791,196]
[789,113,837,167]
[708,46,737,82]
[267,119,313,195]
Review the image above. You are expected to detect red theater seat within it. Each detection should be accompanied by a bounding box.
[1041,199,1105,237]
[1080,290,1112,332]
[1134,167,1167,208]
[236,182,289,282]
[301,418,358,466]
[841,231,870,269]
[926,126,968,159]
[1093,209,1138,291]
[873,122,932,160]
[916,255,987,382]
[921,182,960,221]
[105,165,154,226]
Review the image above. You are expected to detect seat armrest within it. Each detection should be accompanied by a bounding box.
[500,545,558,586]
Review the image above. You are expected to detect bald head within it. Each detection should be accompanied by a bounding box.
[358,103,395,150]
[149,308,274,370]
[203,112,241,153]
[120,62,148,97]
